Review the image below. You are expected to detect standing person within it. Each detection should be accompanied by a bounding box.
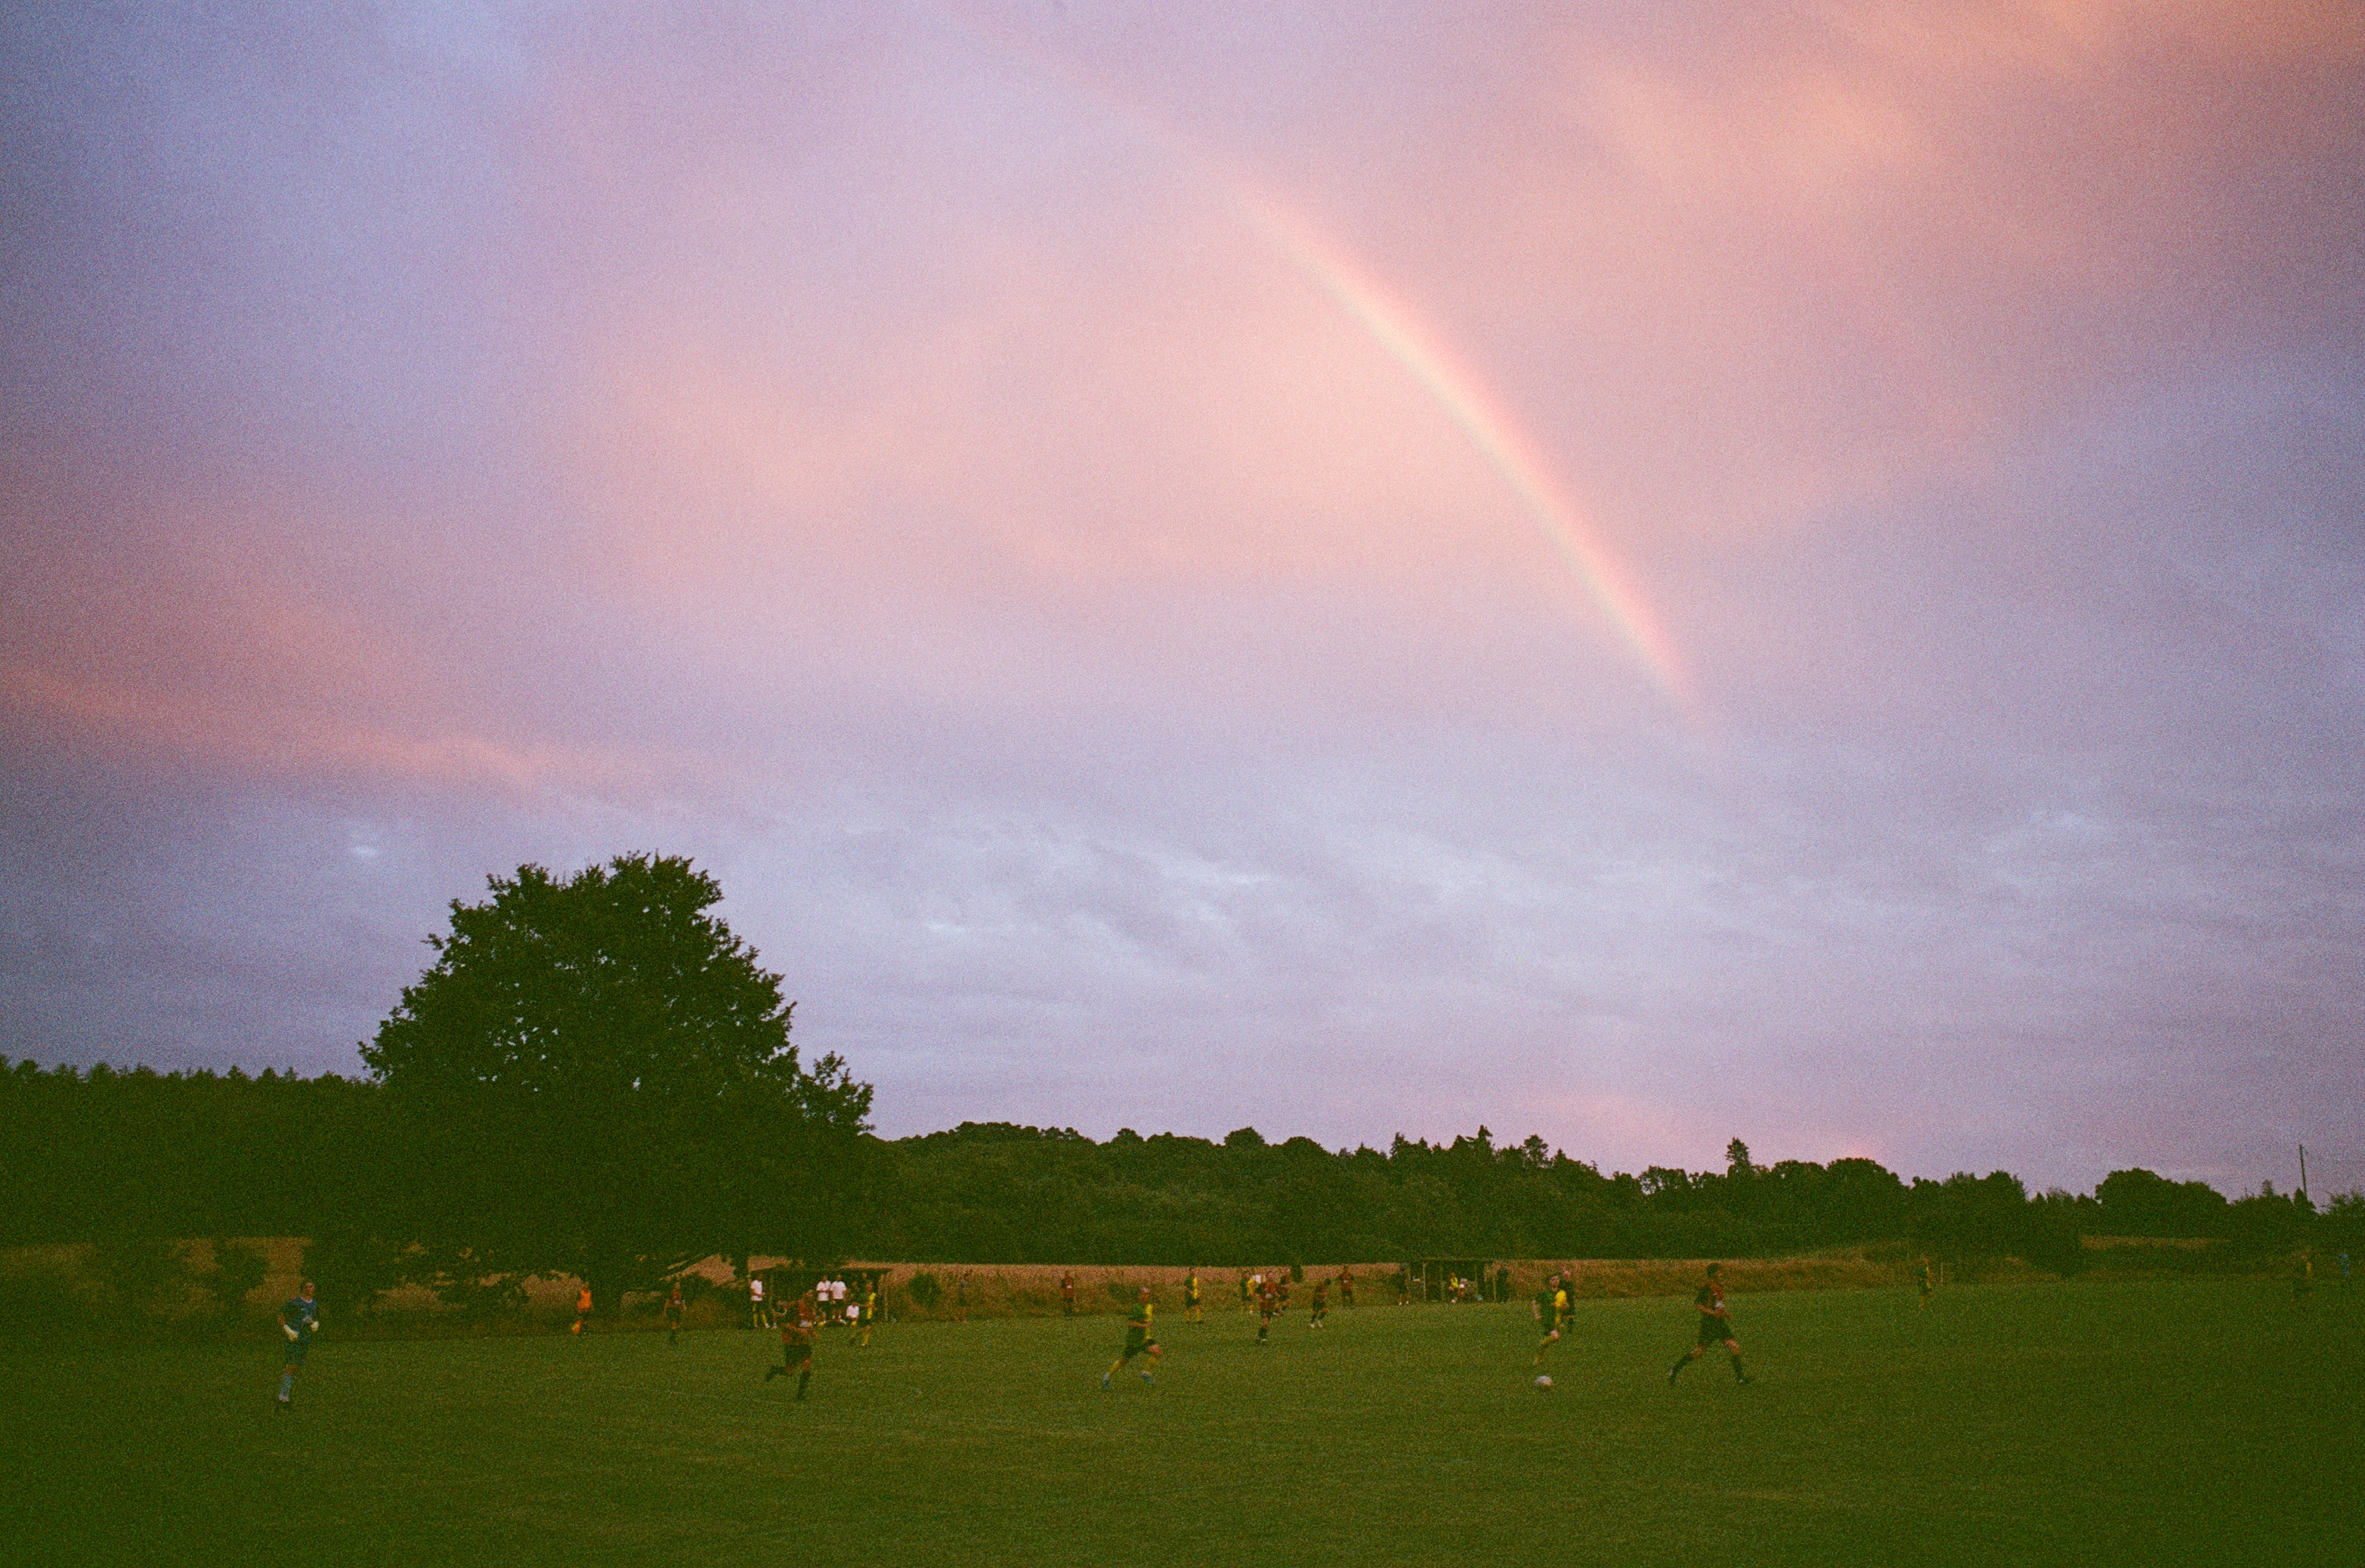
[859,1284,878,1347]
[1309,1276,1329,1329]
[1337,1269,1356,1309]
[764,1292,817,1400]
[1102,1285,1162,1389]
[274,1280,320,1412]
[573,1283,594,1337]
[1238,1272,1253,1312]
[955,1273,970,1322]
[1533,1270,1569,1369]
[1255,1276,1278,1345]
[1061,1272,1077,1317]
[1184,1270,1202,1324]
[1668,1263,1751,1386]
[2294,1250,2314,1300]
[748,1273,767,1330]
[663,1282,685,1345]
[1917,1256,1936,1310]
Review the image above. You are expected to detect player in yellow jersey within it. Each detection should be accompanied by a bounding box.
[1184,1269,1202,1323]
[1102,1286,1162,1388]
[1917,1256,1935,1310]
[1533,1270,1569,1368]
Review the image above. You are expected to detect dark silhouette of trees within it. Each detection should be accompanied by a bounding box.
[8,1035,2345,1289]
[359,854,874,1311]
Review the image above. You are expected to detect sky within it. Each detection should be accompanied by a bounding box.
[3,1,2360,1195]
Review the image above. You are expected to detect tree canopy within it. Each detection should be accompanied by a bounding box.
[359,854,873,1307]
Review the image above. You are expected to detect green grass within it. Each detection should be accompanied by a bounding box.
[4,1279,2355,1566]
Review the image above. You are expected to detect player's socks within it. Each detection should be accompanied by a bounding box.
[1668,1358,1687,1383]
[795,1371,809,1399]
[279,1371,295,1401]
[1731,1359,1750,1383]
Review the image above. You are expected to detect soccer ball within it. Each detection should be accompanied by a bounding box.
[1533,1374,1553,1389]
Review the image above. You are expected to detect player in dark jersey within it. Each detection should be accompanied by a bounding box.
[1668,1263,1751,1385]
[663,1282,685,1344]
[1255,1276,1278,1344]
[1103,1287,1161,1388]
[1337,1269,1356,1308]
[1061,1271,1077,1316]
[1532,1270,1569,1369]
[274,1279,320,1412]
[1309,1277,1329,1328]
[764,1292,816,1399]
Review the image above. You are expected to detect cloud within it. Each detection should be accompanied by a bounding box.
[2,1,2359,1191]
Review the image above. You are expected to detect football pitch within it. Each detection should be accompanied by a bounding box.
[5,1277,2354,1566]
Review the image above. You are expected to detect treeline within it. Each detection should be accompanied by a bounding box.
[6,1059,2351,1282]
[864,1122,2347,1270]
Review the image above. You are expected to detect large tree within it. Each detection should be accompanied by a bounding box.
[362,855,873,1310]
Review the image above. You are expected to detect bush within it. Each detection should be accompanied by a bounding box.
[434,1276,529,1320]
[88,1234,190,1325]
[202,1239,271,1313]
[1102,1279,1135,1304]
[301,1231,410,1315]
[905,1270,941,1312]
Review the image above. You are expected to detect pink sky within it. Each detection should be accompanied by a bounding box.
[4,1,2361,1193]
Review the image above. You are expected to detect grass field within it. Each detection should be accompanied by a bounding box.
[5,1277,2354,1567]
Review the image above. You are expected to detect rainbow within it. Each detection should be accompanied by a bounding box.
[1232,193,1697,713]
[906,3,1697,711]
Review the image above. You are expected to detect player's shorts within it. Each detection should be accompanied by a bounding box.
[1121,1329,1158,1359]
[1696,1316,1733,1347]
[1538,1327,1560,1344]
[283,1339,309,1365]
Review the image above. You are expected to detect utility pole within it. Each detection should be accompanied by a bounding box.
[2299,1143,2308,1202]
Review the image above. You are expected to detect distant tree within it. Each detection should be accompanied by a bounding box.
[2094,1168,2230,1237]
[361,855,873,1312]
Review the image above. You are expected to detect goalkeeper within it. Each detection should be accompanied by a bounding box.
[275,1280,320,1412]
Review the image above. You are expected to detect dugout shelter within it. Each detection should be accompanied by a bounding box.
[1410,1258,1499,1303]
